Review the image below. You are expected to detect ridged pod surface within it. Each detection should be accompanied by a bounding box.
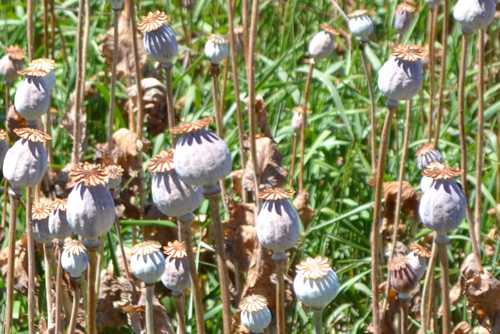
[139,11,178,64]
[308,30,334,60]
[394,3,416,35]
[31,200,53,244]
[453,0,496,34]
[389,253,425,298]
[416,143,443,171]
[240,295,272,333]
[348,10,374,42]
[14,68,51,121]
[48,199,72,240]
[130,241,165,284]
[161,241,191,294]
[61,239,89,278]
[204,35,229,65]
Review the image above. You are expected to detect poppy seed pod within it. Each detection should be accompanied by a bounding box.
[3,128,49,193]
[256,188,301,260]
[453,0,496,34]
[240,295,272,333]
[105,164,124,190]
[138,11,178,65]
[0,130,8,169]
[308,25,335,60]
[394,2,417,35]
[426,0,439,8]
[291,106,306,134]
[149,150,203,220]
[409,243,432,266]
[419,175,433,193]
[0,46,24,85]
[348,10,374,42]
[66,163,116,241]
[61,239,89,279]
[29,58,56,92]
[130,241,166,285]
[293,257,339,309]
[204,35,229,65]
[419,164,467,242]
[172,118,232,190]
[416,143,443,171]
[31,200,53,244]
[14,67,51,121]
[48,198,72,240]
[378,45,424,107]
[389,253,425,299]
[161,241,191,294]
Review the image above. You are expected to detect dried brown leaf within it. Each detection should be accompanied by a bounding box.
[452,321,471,334]
[293,191,315,229]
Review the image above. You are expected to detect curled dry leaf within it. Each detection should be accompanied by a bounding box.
[0,234,29,292]
[452,321,472,334]
[127,78,170,136]
[243,136,287,191]
[6,105,28,141]
[230,169,244,196]
[293,190,315,229]
[97,271,131,330]
[224,201,256,272]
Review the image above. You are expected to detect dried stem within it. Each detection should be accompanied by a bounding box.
[71,0,87,164]
[180,219,205,334]
[87,246,98,334]
[298,60,314,193]
[289,134,298,188]
[359,42,377,170]
[426,6,437,142]
[399,301,408,334]
[220,59,229,116]
[421,238,438,332]
[114,220,132,280]
[175,294,186,334]
[50,0,56,58]
[226,0,247,201]
[434,0,449,147]
[207,192,232,334]
[329,0,349,23]
[43,0,49,57]
[4,195,18,334]
[1,180,7,229]
[457,34,482,265]
[145,284,155,334]
[242,0,249,66]
[27,0,34,61]
[107,7,121,148]
[474,30,485,252]
[26,187,36,334]
[67,279,80,334]
[313,309,323,334]
[371,106,396,334]
[247,0,261,206]
[43,244,53,329]
[55,242,63,334]
[275,257,286,334]
[165,64,176,143]
[437,242,451,334]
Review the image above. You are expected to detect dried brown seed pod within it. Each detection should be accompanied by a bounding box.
[388,253,425,299]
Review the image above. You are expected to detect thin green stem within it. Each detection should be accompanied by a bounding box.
[313,309,323,334]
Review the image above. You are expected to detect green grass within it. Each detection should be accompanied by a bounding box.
[1,0,499,333]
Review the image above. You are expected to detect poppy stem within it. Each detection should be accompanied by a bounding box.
[437,241,450,334]
[27,0,34,61]
[107,6,121,148]
[67,279,80,334]
[434,0,449,147]
[4,194,18,334]
[426,5,437,142]
[179,216,205,334]
[175,293,186,334]
[420,237,437,332]
[371,105,396,334]
[275,257,286,334]
[145,284,155,334]
[54,242,63,334]
[87,245,98,334]
[399,300,408,334]
[298,60,314,193]
[165,63,176,144]
[43,0,49,58]
[26,187,36,334]
[289,133,298,188]
[226,0,248,201]
[43,243,53,329]
[312,309,323,334]
[128,0,144,136]
[1,180,8,229]
[359,42,377,171]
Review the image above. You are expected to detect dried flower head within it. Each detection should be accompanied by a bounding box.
[105,164,124,179]
[392,45,425,62]
[397,2,417,13]
[416,143,436,157]
[258,187,294,200]
[138,11,170,33]
[348,9,369,18]
[296,256,332,280]
[69,163,109,187]
[32,200,52,220]
[170,117,212,135]
[51,198,67,211]
[409,243,432,258]
[164,241,187,258]
[18,67,49,78]
[29,58,55,72]
[293,105,307,114]
[319,24,339,36]
[148,150,174,173]
[5,46,24,60]
[422,163,462,180]
[13,128,51,143]
[63,238,87,256]
[131,241,162,257]
[240,295,268,313]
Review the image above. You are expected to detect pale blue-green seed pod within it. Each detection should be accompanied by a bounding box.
[61,239,89,278]
[48,198,72,241]
[416,143,443,171]
[149,150,203,219]
[204,35,229,65]
[29,58,56,92]
[419,165,467,241]
[240,295,272,333]
[161,241,191,294]
[308,30,334,60]
[66,164,116,240]
[348,10,374,42]
[130,241,166,285]
[138,11,178,65]
[2,128,49,192]
[172,118,232,189]
[32,200,53,244]
[293,257,339,309]
[394,3,416,35]
[378,45,424,107]
[256,188,300,260]
[14,67,52,121]
[453,0,496,34]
